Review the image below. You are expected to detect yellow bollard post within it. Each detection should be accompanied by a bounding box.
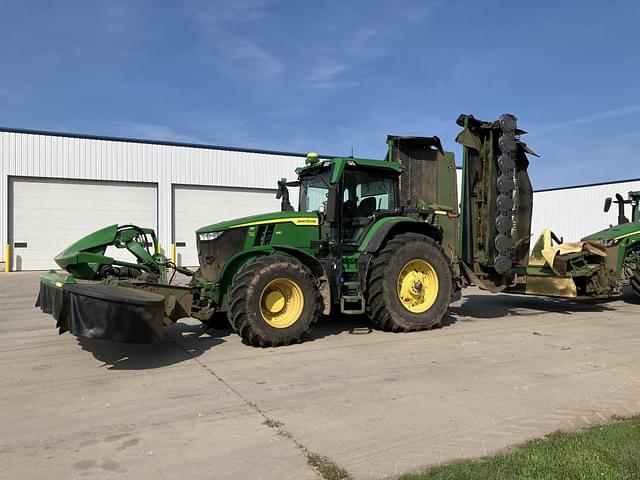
[170,243,176,264]
[156,243,162,255]
[4,244,10,273]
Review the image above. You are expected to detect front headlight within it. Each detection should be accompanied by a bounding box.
[602,238,619,248]
[198,231,223,241]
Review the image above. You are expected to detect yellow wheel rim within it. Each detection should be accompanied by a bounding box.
[397,259,439,313]
[259,278,304,328]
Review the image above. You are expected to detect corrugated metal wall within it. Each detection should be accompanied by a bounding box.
[0,130,304,265]
[531,180,640,242]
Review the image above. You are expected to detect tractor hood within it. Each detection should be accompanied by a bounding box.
[582,221,640,242]
[196,211,319,234]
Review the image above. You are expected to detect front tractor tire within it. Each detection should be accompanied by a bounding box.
[367,233,452,332]
[227,256,322,347]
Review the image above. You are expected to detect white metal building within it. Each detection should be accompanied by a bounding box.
[1,127,637,271]
[0,128,305,270]
[531,179,640,243]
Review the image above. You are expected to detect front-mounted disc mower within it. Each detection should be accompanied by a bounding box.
[36,224,194,342]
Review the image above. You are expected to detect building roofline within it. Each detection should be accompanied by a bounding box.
[1,126,636,193]
[0,126,333,159]
[535,178,640,193]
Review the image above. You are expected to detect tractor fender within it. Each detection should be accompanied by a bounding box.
[216,248,272,308]
[272,245,331,315]
[361,219,443,254]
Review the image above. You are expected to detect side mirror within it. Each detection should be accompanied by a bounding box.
[325,186,339,224]
[276,178,294,212]
[604,197,612,213]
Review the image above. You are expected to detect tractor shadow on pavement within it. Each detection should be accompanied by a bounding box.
[303,311,459,343]
[77,323,232,370]
[450,291,619,320]
[306,314,373,342]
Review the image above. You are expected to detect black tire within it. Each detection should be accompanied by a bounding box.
[631,266,640,299]
[366,232,452,332]
[227,256,322,347]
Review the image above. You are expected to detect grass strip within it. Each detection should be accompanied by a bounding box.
[401,416,640,480]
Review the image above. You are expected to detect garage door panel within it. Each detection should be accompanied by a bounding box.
[11,179,156,271]
[173,186,281,267]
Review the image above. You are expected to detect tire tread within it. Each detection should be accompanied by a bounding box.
[227,256,322,347]
[366,232,452,332]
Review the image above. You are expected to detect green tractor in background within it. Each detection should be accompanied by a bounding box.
[582,191,640,297]
[36,114,638,348]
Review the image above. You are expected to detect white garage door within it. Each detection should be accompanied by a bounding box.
[10,178,157,271]
[173,185,282,267]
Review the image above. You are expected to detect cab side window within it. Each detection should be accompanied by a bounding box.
[342,169,398,242]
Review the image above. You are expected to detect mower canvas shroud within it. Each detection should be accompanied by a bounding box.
[36,276,166,342]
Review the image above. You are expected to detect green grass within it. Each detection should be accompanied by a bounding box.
[400,416,640,480]
[307,452,352,480]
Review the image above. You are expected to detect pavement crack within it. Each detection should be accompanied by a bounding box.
[168,335,352,480]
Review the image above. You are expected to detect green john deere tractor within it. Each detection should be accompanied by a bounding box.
[38,133,461,346]
[582,191,640,297]
[36,114,638,347]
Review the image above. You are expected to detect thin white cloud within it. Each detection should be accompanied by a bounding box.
[188,0,268,24]
[302,27,388,89]
[346,29,381,57]
[186,0,282,80]
[189,115,257,148]
[0,87,33,105]
[297,1,446,90]
[305,60,355,89]
[224,35,282,78]
[98,1,136,37]
[402,0,445,24]
[259,106,311,119]
[537,104,640,132]
[187,113,317,154]
[119,122,203,144]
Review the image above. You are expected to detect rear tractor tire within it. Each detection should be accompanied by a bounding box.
[367,233,452,332]
[227,256,322,347]
[631,266,640,299]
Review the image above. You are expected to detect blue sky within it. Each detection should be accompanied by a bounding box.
[0,0,638,189]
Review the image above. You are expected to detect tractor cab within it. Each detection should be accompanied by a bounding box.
[295,154,403,246]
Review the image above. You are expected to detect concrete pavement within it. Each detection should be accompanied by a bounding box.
[1,272,639,479]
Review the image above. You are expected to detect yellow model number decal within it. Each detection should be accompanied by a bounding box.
[237,217,319,228]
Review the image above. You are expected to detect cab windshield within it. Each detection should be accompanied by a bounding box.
[298,167,399,216]
[299,168,331,212]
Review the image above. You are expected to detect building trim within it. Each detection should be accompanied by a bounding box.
[0,126,332,159]
[171,182,277,193]
[8,174,158,188]
[535,178,640,193]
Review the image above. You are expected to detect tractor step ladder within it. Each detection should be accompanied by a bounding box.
[340,281,365,314]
